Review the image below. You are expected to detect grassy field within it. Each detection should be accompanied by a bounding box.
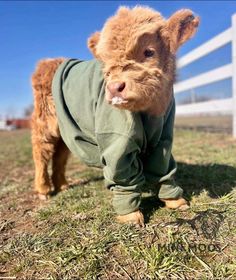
[175,115,232,134]
[0,129,236,280]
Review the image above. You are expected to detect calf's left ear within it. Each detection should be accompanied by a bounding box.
[164,9,200,53]
[87,31,101,59]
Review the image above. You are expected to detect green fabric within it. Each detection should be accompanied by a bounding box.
[157,179,183,199]
[52,58,183,215]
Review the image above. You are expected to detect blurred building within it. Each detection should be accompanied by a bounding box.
[0,118,31,130]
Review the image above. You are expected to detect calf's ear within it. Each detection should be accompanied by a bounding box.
[164,9,200,53]
[87,31,101,59]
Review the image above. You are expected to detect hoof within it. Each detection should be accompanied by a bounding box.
[58,184,70,192]
[161,197,190,211]
[38,193,51,201]
[116,210,144,227]
[177,203,190,211]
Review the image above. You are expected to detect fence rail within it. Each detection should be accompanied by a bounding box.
[177,28,232,68]
[175,14,236,138]
[174,64,232,93]
[176,98,233,116]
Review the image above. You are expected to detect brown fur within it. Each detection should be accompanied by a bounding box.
[31,58,70,195]
[88,6,199,115]
[31,6,199,222]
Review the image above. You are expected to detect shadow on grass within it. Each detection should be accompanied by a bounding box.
[140,162,236,223]
[164,208,226,239]
[50,176,104,197]
[176,162,236,200]
[140,196,164,223]
[70,176,104,188]
[55,162,235,224]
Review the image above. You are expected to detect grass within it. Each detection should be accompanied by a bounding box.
[0,129,236,279]
[175,115,232,134]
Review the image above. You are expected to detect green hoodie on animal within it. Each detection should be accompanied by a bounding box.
[52,59,183,215]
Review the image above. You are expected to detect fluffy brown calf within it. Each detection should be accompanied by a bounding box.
[31,6,199,225]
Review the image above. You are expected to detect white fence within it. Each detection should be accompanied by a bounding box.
[174,13,236,138]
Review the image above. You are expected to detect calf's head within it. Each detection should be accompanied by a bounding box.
[88,6,199,115]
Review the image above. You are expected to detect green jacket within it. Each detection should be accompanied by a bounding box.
[52,59,183,215]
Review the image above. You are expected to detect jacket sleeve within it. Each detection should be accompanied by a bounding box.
[96,133,146,215]
[143,98,183,199]
[143,98,176,181]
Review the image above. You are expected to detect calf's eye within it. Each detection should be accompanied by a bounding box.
[144,49,155,58]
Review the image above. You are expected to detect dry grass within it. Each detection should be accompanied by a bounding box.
[0,129,236,279]
[175,115,232,134]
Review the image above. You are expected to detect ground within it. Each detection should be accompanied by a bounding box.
[0,128,236,280]
[175,115,232,134]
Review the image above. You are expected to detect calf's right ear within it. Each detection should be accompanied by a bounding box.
[87,32,101,59]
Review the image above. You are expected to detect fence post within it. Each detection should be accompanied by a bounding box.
[232,14,236,138]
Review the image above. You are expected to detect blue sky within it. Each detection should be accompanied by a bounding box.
[1,1,236,117]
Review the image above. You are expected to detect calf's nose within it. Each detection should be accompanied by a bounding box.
[107,82,126,96]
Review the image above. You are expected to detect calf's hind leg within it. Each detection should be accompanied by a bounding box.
[31,137,57,198]
[52,138,70,192]
[31,58,65,198]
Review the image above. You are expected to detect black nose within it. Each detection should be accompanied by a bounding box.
[118,82,126,92]
[107,82,126,95]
